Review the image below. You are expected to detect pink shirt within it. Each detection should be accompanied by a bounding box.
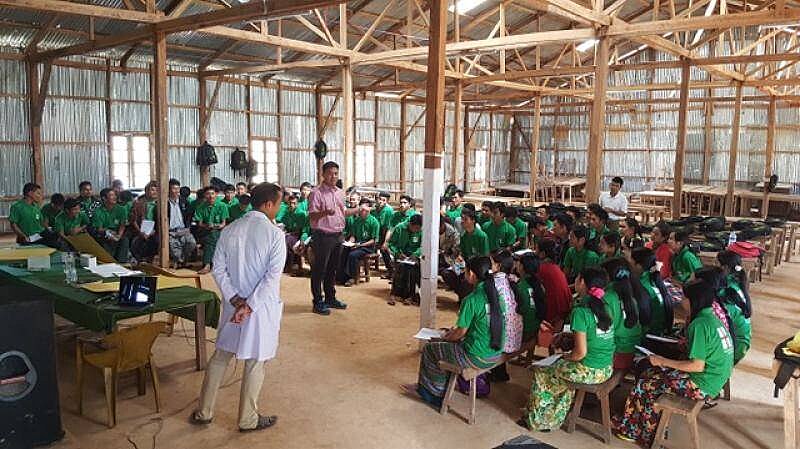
[307,183,346,233]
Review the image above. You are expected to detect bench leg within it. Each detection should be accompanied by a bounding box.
[364,260,370,282]
[600,393,612,444]
[468,378,477,425]
[565,390,585,433]
[688,413,701,449]
[440,373,458,416]
[651,410,672,449]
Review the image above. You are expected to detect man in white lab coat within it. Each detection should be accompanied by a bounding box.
[190,182,286,432]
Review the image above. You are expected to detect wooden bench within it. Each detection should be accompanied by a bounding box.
[564,369,625,444]
[652,393,704,449]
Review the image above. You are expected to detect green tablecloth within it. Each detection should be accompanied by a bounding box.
[0,263,219,333]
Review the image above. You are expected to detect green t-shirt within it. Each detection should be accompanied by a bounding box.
[445,205,463,222]
[640,271,667,335]
[588,225,610,244]
[460,228,490,259]
[570,299,615,369]
[297,197,308,214]
[604,287,642,354]
[41,203,61,228]
[687,308,734,396]
[346,214,380,243]
[562,247,601,279]
[371,204,395,230]
[516,278,541,337]
[387,222,422,257]
[193,201,229,226]
[282,208,310,240]
[144,200,157,221]
[54,211,90,236]
[228,203,252,222]
[724,276,751,364]
[275,202,288,222]
[483,220,517,251]
[456,282,505,362]
[389,209,418,228]
[221,197,239,209]
[671,246,702,283]
[92,204,128,231]
[9,200,44,237]
[509,217,528,247]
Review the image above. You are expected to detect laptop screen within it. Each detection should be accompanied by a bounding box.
[118,276,157,306]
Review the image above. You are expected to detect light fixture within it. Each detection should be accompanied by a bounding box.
[375,92,402,98]
[448,0,488,15]
[576,39,598,52]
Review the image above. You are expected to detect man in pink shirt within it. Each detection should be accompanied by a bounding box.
[307,161,358,315]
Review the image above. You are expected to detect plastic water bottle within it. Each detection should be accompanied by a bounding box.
[728,231,737,248]
[64,253,78,284]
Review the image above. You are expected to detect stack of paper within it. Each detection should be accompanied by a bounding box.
[88,263,142,278]
[413,328,445,341]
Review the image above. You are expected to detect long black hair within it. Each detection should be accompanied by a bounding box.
[537,239,559,261]
[601,257,650,328]
[491,250,514,274]
[601,232,622,258]
[693,267,739,357]
[623,217,644,249]
[717,250,752,318]
[516,253,547,321]
[631,247,673,332]
[578,266,612,331]
[683,279,718,323]
[467,256,504,351]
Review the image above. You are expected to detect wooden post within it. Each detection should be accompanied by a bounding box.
[488,112,494,188]
[702,101,714,184]
[374,95,379,186]
[553,101,561,177]
[452,82,463,186]
[245,78,253,184]
[27,60,44,187]
[585,36,609,204]
[153,31,170,267]
[105,59,113,187]
[399,98,407,192]
[530,96,541,201]
[762,96,776,218]
[315,85,324,183]
[725,82,743,217]
[673,59,690,220]
[340,3,354,188]
[463,104,470,191]
[198,76,209,186]
[420,0,447,331]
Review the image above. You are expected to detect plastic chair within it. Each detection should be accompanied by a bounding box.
[76,321,166,428]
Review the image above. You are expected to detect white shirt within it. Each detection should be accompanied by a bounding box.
[598,191,628,221]
[168,198,184,230]
[212,210,286,361]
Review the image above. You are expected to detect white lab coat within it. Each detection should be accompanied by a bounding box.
[212,210,286,361]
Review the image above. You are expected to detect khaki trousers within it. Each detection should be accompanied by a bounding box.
[196,349,265,429]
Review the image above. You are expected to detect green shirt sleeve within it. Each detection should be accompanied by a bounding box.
[571,306,590,334]
[687,320,708,361]
[456,293,477,329]
[368,216,380,242]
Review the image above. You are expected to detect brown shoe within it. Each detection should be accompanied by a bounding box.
[239,415,278,433]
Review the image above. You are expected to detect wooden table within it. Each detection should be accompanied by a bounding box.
[774,359,800,449]
[786,222,800,262]
[736,191,800,217]
[637,190,676,215]
[553,177,586,203]
[699,251,760,283]
[628,203,667,224]
[463,193,532,206]
[492,182,532,197]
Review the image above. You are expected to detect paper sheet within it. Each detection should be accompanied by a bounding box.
[0,246,56,261]
[530,353,563,368]
[399,258,417,266]
[140,220,155,236]
[413,328,445,341]
[342,241,357,248]
[87,263,140,278]
[513,249,534,257]
[645,334,679,344]
[635,345,655,356]
[27,233,42,243]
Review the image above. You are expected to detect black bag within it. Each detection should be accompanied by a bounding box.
[230,148,249,171]
[210,177,227,192]
[774,337,800,398]
[196,141,218,166]
[246,159,258,178]
[699,216,726,233]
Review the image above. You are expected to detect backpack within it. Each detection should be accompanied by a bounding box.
[699,216,726,233]
[728,241,764,259]
[774,336,800,398]
[245,159,258,178]
[230,147,249,171]
[196,141,218,166]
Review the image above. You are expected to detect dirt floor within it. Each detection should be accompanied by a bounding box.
[47,255,800,449]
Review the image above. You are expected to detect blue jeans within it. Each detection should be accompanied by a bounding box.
[337,246,374,283]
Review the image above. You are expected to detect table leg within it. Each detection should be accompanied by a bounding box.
[195,303,207,371]
[786,225,796,263]
[785,376,799,449]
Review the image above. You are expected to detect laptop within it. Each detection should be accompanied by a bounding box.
[116,276,157,308]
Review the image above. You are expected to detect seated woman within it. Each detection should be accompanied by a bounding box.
[601,257,648,371]
[536,240,573,329]
[631,247,674,336]
[598,232,622,261]
[694,266,750,366]
[717,250,752,364]
[403,256,505,407]
[614,279,734,446]
[668,229,702,285]
[620,217,646,253]
[520,267,615,431]
[488,250,524,382]
[514,253,547,343]
[645,221,673,279]
[561,224,601,284]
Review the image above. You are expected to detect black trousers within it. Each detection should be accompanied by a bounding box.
[336,246,375,283]
[310,231,342,304]
[391,260,420,299]
[441,270,472,301]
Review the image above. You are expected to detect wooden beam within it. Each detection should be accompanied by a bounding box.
[607,8,800,38]
[25,14,60,55]
[166,0,194,17]
[27,60,44,187]
[200,76,223,133]
[673,59,690,219]
[463,104,470,190]
[198,73,209,186]
[725,82,743,216]
[30,61,52,129]
[452,81,463,186]
[340,2,354,187]
[585,36,609,204]
[399,98,407,192]
[530,96,541,200]
[120,44,142,68]
[200,58,341,77]
[320,94,340,138]
[152,31,170,268]
[762,95,776,218]
[353,0,396,52]
[0,0,159,22]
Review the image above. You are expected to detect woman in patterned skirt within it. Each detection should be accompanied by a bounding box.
[402,256,505,407]
[519,266,615,431]
[614,279,734,446]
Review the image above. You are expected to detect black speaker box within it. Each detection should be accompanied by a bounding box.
[0,281,64,449]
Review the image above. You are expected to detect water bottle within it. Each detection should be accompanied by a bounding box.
[728,231,737,248]
[65,252,78,284]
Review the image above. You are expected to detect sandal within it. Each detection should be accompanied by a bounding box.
[188,411,213,426]
[239,415,278,433]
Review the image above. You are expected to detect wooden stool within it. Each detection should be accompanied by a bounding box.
[354,253,380,284]
[564,369,625,443]
[652,393,704,449]
[438,358,506,425]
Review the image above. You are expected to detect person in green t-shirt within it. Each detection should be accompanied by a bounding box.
[615,279,733,446]
[235,182,248,197]
[371,191,395,274]
[477,201,493,228]
[336,198,380,286]
[274,189,290,223]
[442,209,489,301]
[92,188,130,262]
[598,232,623,261]
[404,256,505,408]
[228,193,252,222]
[443,189,465,222]
[601,257,646,371]
[220,184,239,209]
[482,202,517,252]
[521,266,614,431]
[54,198,90,239]
[41,193,65,229]
[562,225,601,283]
[586,204,610,253]
[514,253,547,341]
[716,250,752,365]
[631,247,674,336]
[281,194,310,271]
[387,214,423,305]
[194,187,230,274]
[668,229,702,284]
[78,180,101,221]
[503,206,528,250]
[9,182,61,247]
[388,194,418,229]
[296,181,313,213]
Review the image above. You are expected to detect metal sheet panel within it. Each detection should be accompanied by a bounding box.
[43,144,109,194]
[168,106,199,146]
[44,64,105,97]
[356,119,373,142]
[111,71,149,101]
[250,113,278,138]
[169,75,198,106]
[206,79,245,110]
[250,85,277,113]
[111,101,150,132]
[0,97,28,141]
[281,150,317,187]
[281,115,315,149]
[280,88,314,115]
[378,100,400,126]
[41,98,107,142]
[207,111,247,148]
[0,58,26,94]
[0,144,32,197]
[168,147,201,189]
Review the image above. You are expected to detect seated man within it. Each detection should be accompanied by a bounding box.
[166,178,197,268]
[443,189,465,221]
[382,194,418,278]
[528,216,549,249]
[92,188,130,262]
[337,198,380,286]
[193,186,229,274]
[586,203,610,252]
[129,182,160,263]
[371,191,395,271]
[235,181,248,197]
[41,193,65,229]
[220,184,238,208]
[504,206,528,250]
[387,214,423,306]
[228,193,252,222]
[442,209,487,300]
[280,194,310,271]
[9,182,61,248]
[77,180,101,221]
[477,201,493,228]
[275,188,290,222]
[54,198,90,240]
[482,201,517,252]
[436,217,461,290]
[297,182,313,213]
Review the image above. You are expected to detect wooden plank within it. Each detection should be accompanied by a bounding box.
[0,0,159,22]
[530,96,541,200]
[25,14,60,55]
[340,2,354,187]
[198,75,209,186]
[607,8,800,38]
[452,81,462,186]
[153,31,170,267]
[763,96,776,218]
[167,0,194,17]
[725,82,743,217]
[353,0,396,52]
[673,59,690,220]
[200,58,340,77]
[399,98,407,192]
[585,37,609,204]
[27,60,43,187]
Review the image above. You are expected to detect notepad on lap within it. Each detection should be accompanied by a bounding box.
[413,328,445,341]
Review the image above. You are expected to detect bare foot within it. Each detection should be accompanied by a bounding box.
[387,296,397,306]
[400,383,420,398]
[197,265,211,274]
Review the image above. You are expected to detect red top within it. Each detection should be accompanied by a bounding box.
[646,241,674,279]
[538,261,573,326]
